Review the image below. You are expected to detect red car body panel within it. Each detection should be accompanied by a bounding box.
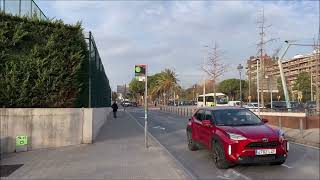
[187,107,288,164]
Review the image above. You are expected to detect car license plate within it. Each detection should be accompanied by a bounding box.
[255,149,276,155]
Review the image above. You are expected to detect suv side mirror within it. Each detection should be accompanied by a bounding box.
[202,120,212,127]
[262,118,268,123]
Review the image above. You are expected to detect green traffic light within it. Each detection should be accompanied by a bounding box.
[135,66,141,73]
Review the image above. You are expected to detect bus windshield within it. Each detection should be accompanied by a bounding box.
[216,95,228,104]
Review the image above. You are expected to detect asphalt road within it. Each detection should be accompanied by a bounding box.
[126,107,320,180]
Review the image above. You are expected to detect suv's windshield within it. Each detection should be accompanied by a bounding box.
[213,109,263,126]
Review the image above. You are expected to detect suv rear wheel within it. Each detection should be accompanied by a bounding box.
[212,140,231,169]
[187,130,198,151]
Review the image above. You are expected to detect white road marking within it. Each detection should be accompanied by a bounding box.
[216,175,231,180]
[152,126,166,130]
[229,169,251,180]
[281,164,293,169]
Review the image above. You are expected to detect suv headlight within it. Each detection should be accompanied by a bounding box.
[227,132,247,140]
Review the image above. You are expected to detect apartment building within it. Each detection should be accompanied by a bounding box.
[246,51,320,100]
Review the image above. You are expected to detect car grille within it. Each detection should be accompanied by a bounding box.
[238,155,279,163]
[246,141,279,148]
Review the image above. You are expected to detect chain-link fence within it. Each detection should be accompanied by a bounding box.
[0,0,47,20]
[86,32,111,108]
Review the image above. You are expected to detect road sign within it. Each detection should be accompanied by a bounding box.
[16,135,27,146]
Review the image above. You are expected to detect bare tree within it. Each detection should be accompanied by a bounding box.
[202,42,227,105]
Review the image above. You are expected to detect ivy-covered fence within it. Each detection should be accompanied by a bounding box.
[0,13,111,108]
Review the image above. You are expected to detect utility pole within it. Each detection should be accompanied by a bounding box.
[256,7,276,108]
[316,18,320,113]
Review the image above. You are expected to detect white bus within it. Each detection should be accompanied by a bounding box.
[197,93,229,107]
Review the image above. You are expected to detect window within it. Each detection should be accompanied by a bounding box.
[198,97,203,101]
[205,111,213,121]
[213,109,262,126]
[206,96,214,102]
[195,110,205,121]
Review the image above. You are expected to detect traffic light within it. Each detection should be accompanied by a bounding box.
[135,64,146,76]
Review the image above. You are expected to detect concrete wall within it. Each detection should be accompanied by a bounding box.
[0,108,111,153]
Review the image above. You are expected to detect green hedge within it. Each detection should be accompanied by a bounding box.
[0,13,90,107]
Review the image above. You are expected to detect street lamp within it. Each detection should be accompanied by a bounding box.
[237,64,244,107]
[278,41,316,109]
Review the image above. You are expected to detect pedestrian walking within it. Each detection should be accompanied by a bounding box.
[111,101,118,118]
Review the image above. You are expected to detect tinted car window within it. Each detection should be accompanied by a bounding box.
[213,109,263,126]
[195,110,205,121]
[198,97,203,102]
[205,110,213,121]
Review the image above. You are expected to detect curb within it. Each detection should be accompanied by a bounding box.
[285,136,320,149]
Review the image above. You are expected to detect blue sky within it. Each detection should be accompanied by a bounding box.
[37,0,319,90]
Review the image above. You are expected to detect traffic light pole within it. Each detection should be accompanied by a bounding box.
[144,65,148,148]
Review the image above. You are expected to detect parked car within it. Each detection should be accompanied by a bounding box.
[243,102,264,111]
[131,101,138,107]
[122,101,132,107]
[228,101,241,107]
[305,101,316,109]
[186,107,288,169]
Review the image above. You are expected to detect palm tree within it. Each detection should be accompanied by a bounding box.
[152,69,179,105]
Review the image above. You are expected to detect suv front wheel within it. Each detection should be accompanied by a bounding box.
[212,140,232,169]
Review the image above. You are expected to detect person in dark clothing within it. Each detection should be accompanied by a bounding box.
[111,102,118,118]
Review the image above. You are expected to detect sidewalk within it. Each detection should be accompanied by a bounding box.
[270,125,320,148]
[1,111,189,179]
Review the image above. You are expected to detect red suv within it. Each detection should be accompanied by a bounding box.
[186,107,289,169]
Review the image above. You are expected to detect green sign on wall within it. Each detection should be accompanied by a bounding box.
[16,135,28,146]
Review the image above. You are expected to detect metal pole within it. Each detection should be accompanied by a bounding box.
[310,59,313,101]
[240,70,242,107]
[173,91,176,106]
[30,0,32,18]
[278,45,291,109]
[270,77,273,109]
[144,65,148,148]
[19,0,21,16]
[257,59,260,116]
[88,32,92,108]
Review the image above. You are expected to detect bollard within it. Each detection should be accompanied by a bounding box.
[278,116,282,129]
[299,118,303,136]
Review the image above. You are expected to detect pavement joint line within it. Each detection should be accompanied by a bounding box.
[290,141,320,150]
[125,111,197,180]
